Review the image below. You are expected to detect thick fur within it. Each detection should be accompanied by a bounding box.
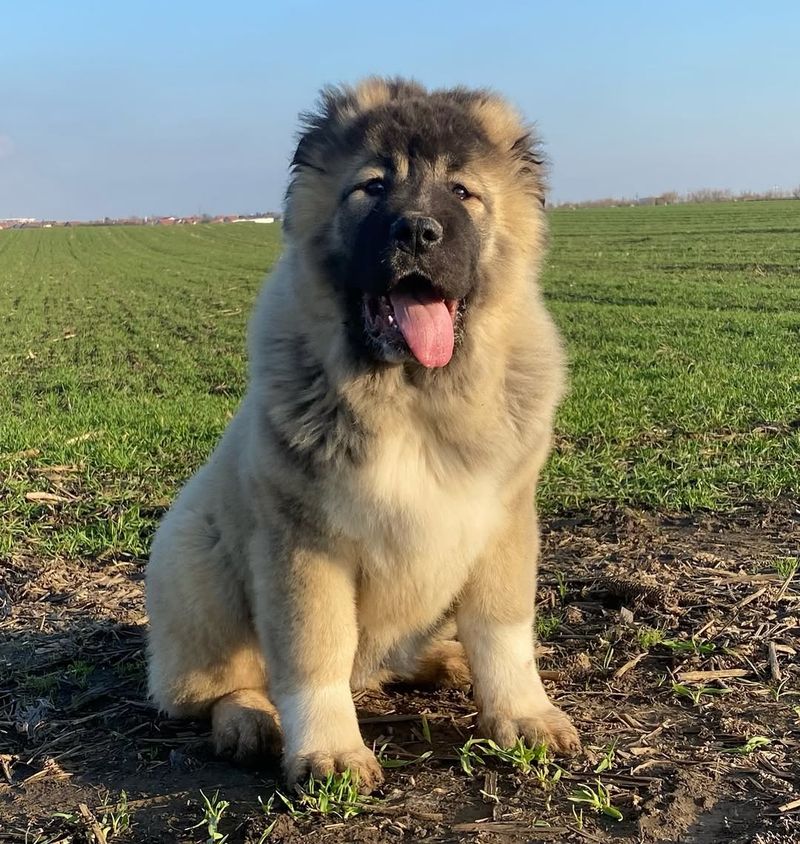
[146,78,580,793]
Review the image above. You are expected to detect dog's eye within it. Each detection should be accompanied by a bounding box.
[362,178,387,197]
[452,184,471,200]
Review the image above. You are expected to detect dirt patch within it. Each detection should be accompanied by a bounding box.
[2,503,799,842]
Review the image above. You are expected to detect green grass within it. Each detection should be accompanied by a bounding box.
[721,735,771,755]
[541,200,800,510]
[671,682,731,707]
[592,739,618,774]
[272,771,371,820]
[568,779,624,822]
[52,791,132,841]
[636,626,666,650]
[0,224,281,560]
[455,736,563,789]
[1,202,798,561]
[536,611,562,640]
[661,637,716,656]
[18,659,93,695]
[775,556,798,579]
[188,790,230,843]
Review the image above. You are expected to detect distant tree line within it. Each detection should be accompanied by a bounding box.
[552,185,800,209]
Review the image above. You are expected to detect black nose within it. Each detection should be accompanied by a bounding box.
[390,214,443,255]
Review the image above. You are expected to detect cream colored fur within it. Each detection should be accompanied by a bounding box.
[146,79,580,793]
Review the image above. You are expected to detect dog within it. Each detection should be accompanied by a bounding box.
[146,77,580,793]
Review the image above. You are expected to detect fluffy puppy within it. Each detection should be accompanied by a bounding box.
[146,77,580,793]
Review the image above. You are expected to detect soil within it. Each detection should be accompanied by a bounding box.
[2,502,799,843]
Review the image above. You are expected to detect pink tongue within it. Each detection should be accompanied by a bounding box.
[389,289,455,368]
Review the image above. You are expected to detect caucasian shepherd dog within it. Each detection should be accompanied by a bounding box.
[146,77,580,792]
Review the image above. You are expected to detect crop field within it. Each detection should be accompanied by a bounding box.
[1,201,799,843]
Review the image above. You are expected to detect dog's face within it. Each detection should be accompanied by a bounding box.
[285,79,546,368]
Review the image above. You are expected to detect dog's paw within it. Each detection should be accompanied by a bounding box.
[479,705,581,756]
[285,745,384,794]
[212,689,282,762]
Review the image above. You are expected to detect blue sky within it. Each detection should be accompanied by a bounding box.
[2,1,798,219]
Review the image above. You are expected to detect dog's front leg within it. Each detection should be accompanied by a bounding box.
[253,540,383,793]
[457,500,581,756]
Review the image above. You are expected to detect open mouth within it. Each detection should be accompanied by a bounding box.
[362,274,463,368]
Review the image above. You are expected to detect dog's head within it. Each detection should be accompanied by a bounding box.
[284,78,546,369]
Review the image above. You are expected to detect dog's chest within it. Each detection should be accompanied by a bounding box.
[325,425,504,576]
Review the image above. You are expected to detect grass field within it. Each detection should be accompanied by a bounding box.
[1,203,799,843]
[1,201,798,563]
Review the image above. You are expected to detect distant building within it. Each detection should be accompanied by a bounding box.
[0,212,282,229]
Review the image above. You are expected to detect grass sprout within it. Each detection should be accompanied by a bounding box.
[722,735,771,755]
[672,682,731,706]
[187,790,230,843]
[275,771,371,821]
[456,737,563,786]
[569,779,623,822]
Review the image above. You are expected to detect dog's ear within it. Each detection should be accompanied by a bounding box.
[284,85,359,235]
[509,131,547,206]
[290,85,359,175]
[468,94,547,204]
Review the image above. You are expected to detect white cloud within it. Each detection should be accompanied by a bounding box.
[0,135,15,158]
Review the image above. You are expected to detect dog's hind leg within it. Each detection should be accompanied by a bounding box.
[146,509,281,762]
[409,638,472,688]
[377,619,472,689]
